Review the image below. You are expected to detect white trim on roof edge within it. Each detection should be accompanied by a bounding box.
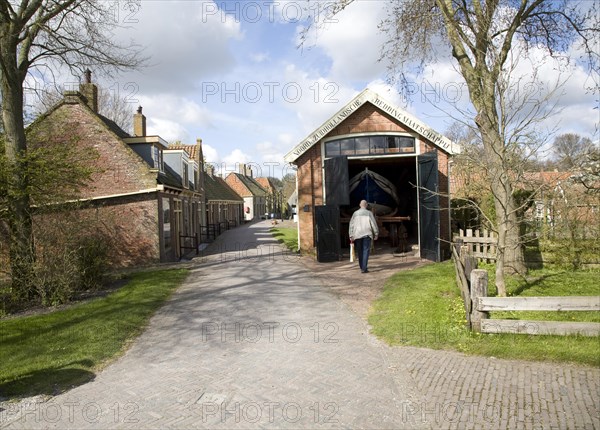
[284,88,461,163]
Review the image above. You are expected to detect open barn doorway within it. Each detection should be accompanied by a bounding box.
[337,157,419,255]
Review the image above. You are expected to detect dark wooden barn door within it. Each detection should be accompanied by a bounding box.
[315,205,341,262]
[324,156,350,206]
[418,152,440,262]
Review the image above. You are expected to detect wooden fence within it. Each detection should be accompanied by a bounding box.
[454,229,496,261]
[469,269,600,336]
[452,243,600,337]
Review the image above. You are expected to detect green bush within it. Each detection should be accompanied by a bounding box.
[30,234,110,307]
[1,209,115,312]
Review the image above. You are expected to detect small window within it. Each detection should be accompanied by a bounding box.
[340,139,355,155]
[153,146,164,171]
[355,137,370,154]
[397,136,415,152]
[325,141,340,156]
[386,136,398,152]
[370,136,386,154]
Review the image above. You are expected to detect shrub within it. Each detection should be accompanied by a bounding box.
[0,207,114,312]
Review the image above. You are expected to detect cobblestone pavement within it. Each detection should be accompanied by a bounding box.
[2,221,599,429]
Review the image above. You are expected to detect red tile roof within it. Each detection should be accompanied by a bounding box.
[168,143,199,160]
[255,177,276,193]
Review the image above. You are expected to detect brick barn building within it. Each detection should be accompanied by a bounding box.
[284,89,461,262]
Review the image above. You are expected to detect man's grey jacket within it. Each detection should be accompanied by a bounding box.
[349,208,379,240]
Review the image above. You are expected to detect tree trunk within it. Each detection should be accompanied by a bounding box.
[491,165,527,276]
[1,43,36,299]
[476,109,527,295]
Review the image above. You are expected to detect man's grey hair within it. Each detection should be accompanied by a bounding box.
[360,200,368,208]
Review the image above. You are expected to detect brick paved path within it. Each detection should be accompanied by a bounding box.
[2,221,598,429]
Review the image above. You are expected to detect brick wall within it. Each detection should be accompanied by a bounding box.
[296,144,323,251]
[31,196,160,270]
[327,103,411,137]
[93,197,160,267]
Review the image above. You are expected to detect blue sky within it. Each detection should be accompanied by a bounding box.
[45,1,600,177]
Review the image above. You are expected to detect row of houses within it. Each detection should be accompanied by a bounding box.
[24,71,279,266]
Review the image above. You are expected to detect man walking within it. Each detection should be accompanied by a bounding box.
[349,200,379,273]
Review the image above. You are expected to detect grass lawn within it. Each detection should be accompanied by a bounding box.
[270,226,298,252]
[0,269,188,399]
[368,262,600,366]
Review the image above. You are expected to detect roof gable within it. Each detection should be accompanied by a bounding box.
[256,177,276,192]
[226,173,267,197]
[284,88,461,162]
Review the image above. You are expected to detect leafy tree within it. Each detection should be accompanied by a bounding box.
[0,1,143,294]
[305,0,598,295]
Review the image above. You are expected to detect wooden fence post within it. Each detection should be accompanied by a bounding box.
[452,243,472,327]
[470,269,489,332]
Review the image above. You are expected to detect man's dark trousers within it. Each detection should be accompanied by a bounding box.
[354,236,372,272]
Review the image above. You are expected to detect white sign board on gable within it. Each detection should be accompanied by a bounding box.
[284,88,461,163]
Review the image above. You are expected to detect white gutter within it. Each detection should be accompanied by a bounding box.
[36,186,164,207]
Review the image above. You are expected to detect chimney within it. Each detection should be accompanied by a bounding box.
[239,163,253,177]
[133,106,147,137]
[206,164,214,177]
[79,69,98,113]
[196,138,204,164]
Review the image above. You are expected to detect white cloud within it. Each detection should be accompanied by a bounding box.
[147,118,189,143]
[256,140,285,165]
[410,43,597,137]
[542,104,598,138]
[365,79,404,106]
[117,1,242,95]
[137,94,214,131]
[297,1,390,81]
[250,52,270,63]
[278,63,358,135]
[277,133,294,147]
[202,143,220,164]
[223,148,252,165]
[256,140,275,153]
